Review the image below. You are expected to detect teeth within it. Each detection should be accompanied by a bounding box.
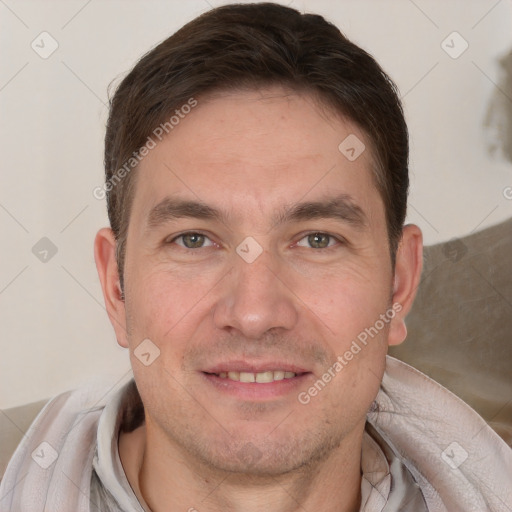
[239,372,255,383]
[216,370,297,382]
[255,371,274,383]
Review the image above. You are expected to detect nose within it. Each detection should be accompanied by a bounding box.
[213,249,299,339]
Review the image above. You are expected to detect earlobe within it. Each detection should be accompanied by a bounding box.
[94,228,129,348]
[388,224,423,346]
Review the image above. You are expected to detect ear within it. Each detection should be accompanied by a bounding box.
[388,224,423,346]
[94,227,129,348]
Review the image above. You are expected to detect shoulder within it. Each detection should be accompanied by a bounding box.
[1,397,49,480]
[0,379,123,511]
[368,356,512,511]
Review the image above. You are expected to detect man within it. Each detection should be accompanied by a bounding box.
[1,3,511,511]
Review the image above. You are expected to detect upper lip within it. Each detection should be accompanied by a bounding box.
[203,360,310,374]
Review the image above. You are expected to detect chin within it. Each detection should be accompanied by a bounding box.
[182,428,344,479]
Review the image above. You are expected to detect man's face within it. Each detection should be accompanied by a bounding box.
[121,87,394,474]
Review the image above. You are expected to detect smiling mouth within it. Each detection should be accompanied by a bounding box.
[204,370,308,383]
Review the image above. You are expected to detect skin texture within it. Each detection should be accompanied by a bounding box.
[95,86,423,512]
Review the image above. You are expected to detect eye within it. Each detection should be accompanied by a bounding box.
[296,232,340,249]
[171,232,214,249]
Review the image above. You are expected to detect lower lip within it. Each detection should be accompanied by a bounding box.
[201,372,312,400]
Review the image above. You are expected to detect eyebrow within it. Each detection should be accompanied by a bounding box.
[146,193,367,231]
[273,194,367,228]
[147,197,222,229]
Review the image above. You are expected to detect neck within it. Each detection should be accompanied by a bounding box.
[119,420,364,512]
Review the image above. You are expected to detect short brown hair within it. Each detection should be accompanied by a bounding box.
[104,2,409,291]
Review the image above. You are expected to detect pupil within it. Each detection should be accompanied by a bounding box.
[309,233,328,249]
[184,233,204,248]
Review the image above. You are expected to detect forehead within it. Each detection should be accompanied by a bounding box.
[130,86,383,228]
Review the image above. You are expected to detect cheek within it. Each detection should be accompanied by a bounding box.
[130,247,222,311]
[124,264,211,351]
[124,269,203,407]
[295,264,392,338]
[327,347,387,422]
[308,289,390,423]
[295,264,391,405]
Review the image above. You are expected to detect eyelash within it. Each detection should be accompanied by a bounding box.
[167,231,344,251]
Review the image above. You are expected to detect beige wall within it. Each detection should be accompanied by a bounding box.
[1,0,511,408]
